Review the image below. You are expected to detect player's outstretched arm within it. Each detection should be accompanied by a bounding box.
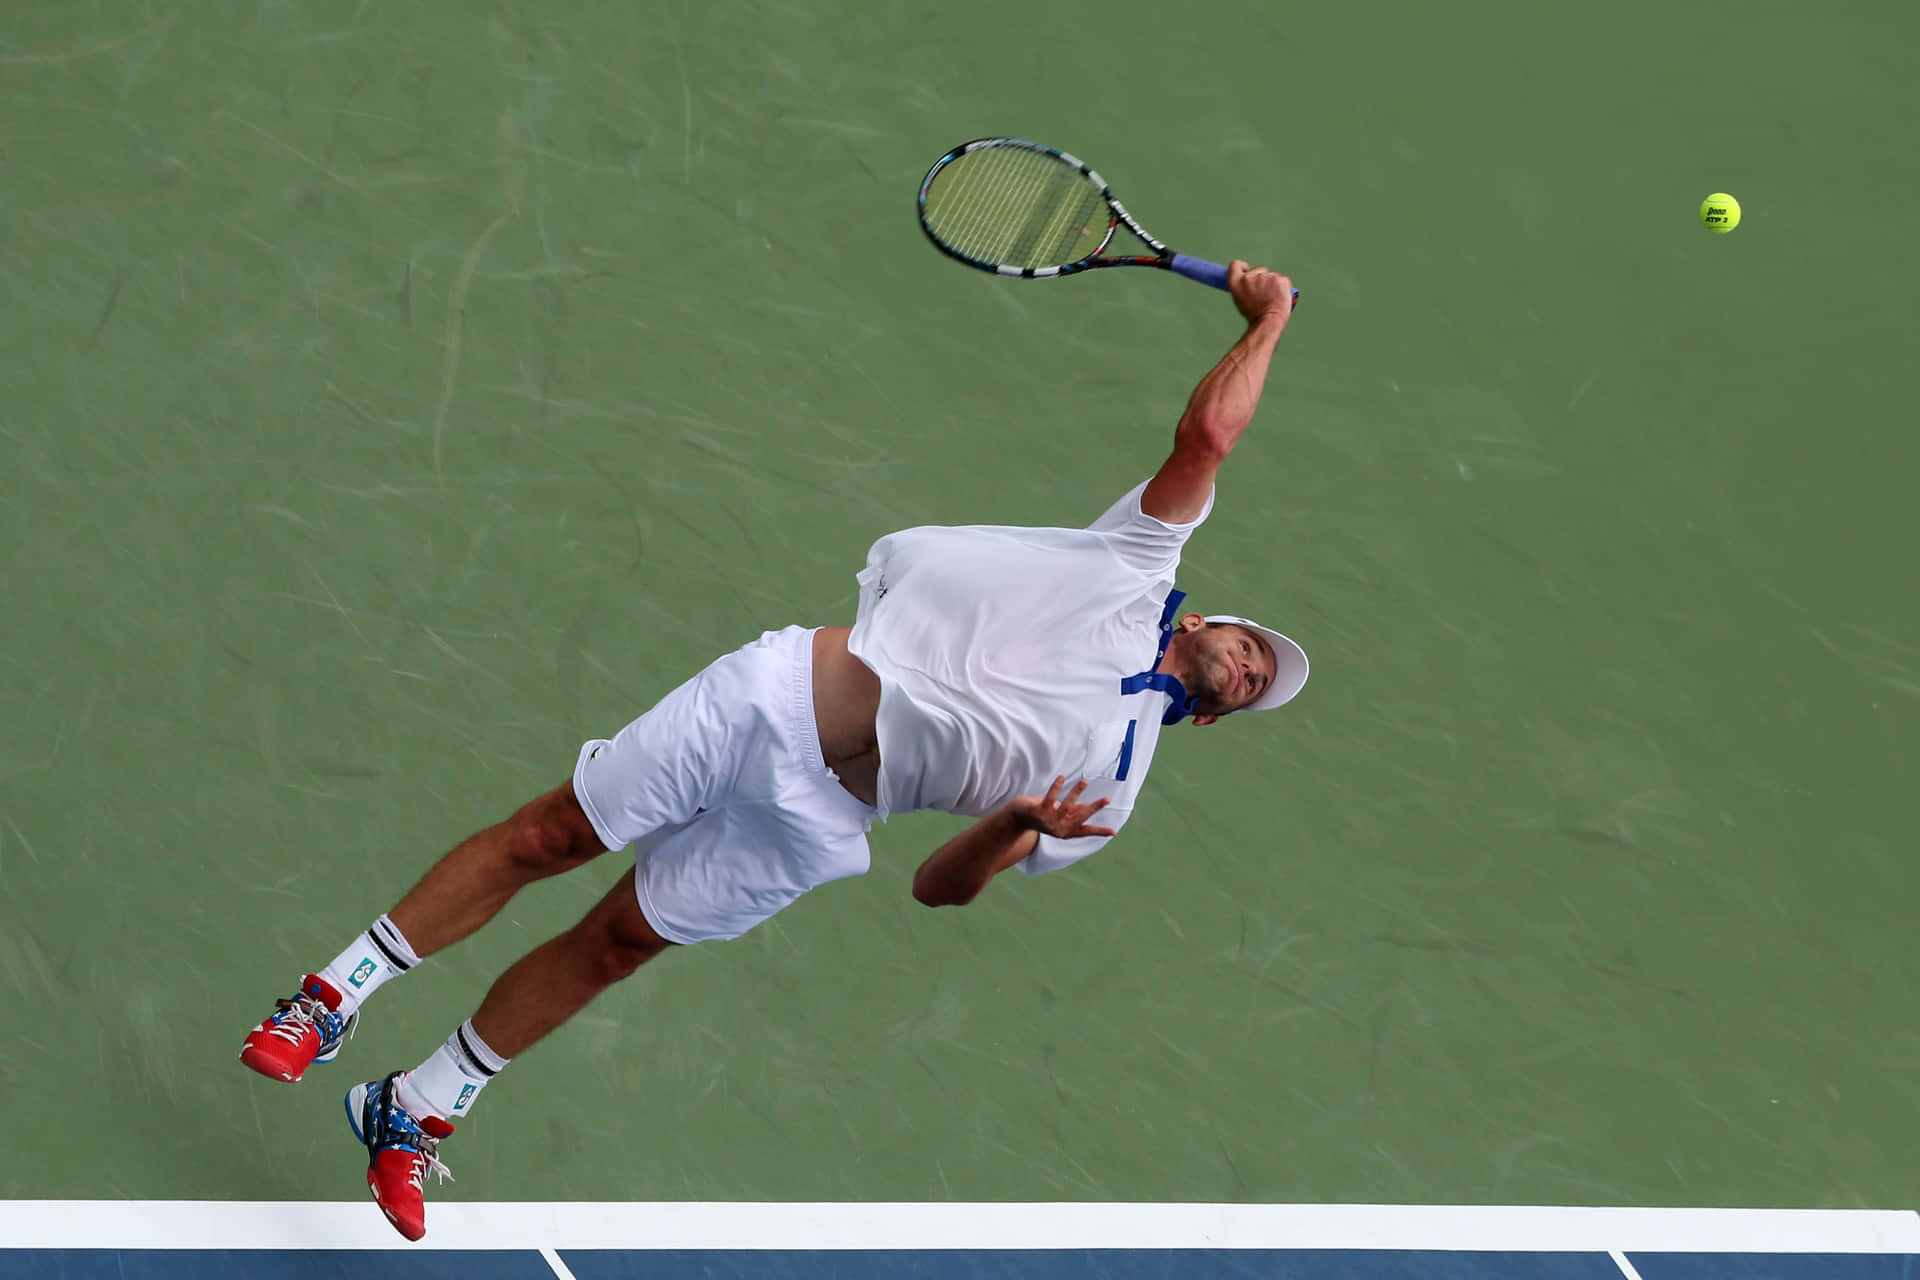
[1140,262,1296,524]
[912,779,1116,907]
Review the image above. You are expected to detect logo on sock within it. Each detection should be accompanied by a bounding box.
[455,1083,477,1112]
[349,958,378,988]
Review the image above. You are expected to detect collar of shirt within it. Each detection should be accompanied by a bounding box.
[1118,588,1196,726]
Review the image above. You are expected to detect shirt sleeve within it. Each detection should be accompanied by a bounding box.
[1087,480,1215,577]
[1020,806,1132,876]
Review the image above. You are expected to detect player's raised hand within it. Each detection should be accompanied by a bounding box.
[1228,260,1295,327]
[1008,777,1118,840]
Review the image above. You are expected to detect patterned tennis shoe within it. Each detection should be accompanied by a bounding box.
[346,1071,455,1242]
[239,975,356,1083]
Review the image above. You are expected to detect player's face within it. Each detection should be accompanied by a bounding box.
[1180,623,1277,718]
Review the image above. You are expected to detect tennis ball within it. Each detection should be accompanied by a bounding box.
[1701,193,1741,233]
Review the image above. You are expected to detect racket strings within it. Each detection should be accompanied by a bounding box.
[923,146,1110,269]
[955,155,1058,258]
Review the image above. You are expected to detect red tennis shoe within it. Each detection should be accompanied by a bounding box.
[346,1072,455,1242]
[239,975,355,1083]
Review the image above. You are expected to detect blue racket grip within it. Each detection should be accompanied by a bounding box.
[1169,254,1301,305]
[1169,254,1231,290]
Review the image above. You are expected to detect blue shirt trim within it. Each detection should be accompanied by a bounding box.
[1119,588,1196,725]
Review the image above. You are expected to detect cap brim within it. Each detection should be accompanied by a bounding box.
[1203,615,1309,712]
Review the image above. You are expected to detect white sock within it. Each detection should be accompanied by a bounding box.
[318,915,420,1017]
[395,1019,509,1121]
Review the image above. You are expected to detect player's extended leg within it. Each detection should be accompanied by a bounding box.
[349,870,672,1240]
[239,780,608,1084]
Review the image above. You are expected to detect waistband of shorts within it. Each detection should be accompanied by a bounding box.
[779,626,878,820]
[778,626,829,778]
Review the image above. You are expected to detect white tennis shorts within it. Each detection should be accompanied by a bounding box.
[572,625,878,944]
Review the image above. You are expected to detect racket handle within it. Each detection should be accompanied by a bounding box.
[1168,254,1231,290]
[1169,254,1303,306]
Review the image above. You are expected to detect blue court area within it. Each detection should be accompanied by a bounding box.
[3,1204,1917,1280]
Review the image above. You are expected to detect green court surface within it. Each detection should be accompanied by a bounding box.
[3,0,1917,1216]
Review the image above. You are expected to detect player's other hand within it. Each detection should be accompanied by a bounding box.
[1008,777,1118,840]
[1228,260,1294,327]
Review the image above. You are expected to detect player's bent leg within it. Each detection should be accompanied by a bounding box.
[240,781,608,1086]
[386,778,609,957]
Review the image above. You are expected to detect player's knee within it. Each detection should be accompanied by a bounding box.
[581,916,670,986]
[502,815,573,877]
[504,787,604,878]
[586,938,654,986]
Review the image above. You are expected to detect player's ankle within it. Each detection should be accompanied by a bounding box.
[397,1020,510,1122]
[317,915,420,1017]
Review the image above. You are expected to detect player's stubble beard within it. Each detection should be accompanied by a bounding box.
[1176,630,1236,717]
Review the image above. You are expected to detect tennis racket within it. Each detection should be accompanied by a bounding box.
[916,136,1297,302]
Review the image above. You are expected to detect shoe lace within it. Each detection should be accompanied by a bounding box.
[265,993,327,1046]
[265,986,355,1049]
[405,1135,455,1193]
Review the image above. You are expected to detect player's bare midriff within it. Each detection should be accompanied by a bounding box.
[809,626,882,807]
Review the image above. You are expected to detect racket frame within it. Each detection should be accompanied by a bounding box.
[917,137,1292,303]
[916,136,1179,282]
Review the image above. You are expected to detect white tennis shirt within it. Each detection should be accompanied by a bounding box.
[847,479,1211,875]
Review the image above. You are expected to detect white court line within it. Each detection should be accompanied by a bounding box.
[1610,1249,1647,1280]
[0,1202,1916,1253]
[539,1245,580,1280]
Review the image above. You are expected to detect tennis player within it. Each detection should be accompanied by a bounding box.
[239,262,1305,1240]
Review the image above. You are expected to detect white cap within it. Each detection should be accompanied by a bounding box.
[1203,615,1309,712]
